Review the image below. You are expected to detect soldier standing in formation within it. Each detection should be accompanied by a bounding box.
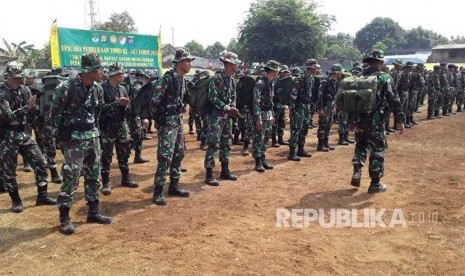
[0,61,56,213]
[99,63,139,195]
[203,51,241,186]
[271,65,290,148]
[150,48,193,205]
[51,53,112,235]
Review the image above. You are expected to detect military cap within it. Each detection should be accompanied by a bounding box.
[305,59,318,69]
[244,69,253,76]
[352,61,361,68]
[50,67,70,77]
[219,50,241,65]
[405,61,414,66]
[279,65,290,73]
[2,61,24,78]
[133,69,152,79]
[291,67,303,77]
[234,69,243,77]
[362,49,384,63]
[416,63,425,68]
[447,63,456,69]
[439,62,448,67]
[330,64,343,73]
[81,52,103,73]
[23,69,38,78]
[108,63,125,77]
[392,59,403,66]
[173,47,195,63]
[263,60,281,72]
[199,70,210,79]
[433,65,441,70]
[351,66,363,73]
[460,67,465,73]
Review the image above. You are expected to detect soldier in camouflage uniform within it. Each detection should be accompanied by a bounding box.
[447,64,458,114]
[150,48,193,205]
[438,62,450,117]
[252,60,280,171]
[99,63,139,195]
[51,53,112,235]
[188,70,210,149]
[203,51,241,186]
[397,61,414,128]
[235,69,255,156]
[287,59,316,161]
[316,64,343,152]
[457,67,465,112]
[338,66,361,145]
[0,61,56,213]
[349,50,405,193]
[271,65,291,148]
[427,65,441,119]
[407,63,425,126]
[128,70,152,164]
[187,70,201,135]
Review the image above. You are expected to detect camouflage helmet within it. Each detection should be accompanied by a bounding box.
[263,60,280,72]
[108,62,125,77]
[173,47,195,63]
[81,52,103,73]
[23,69,38,78]
[199,70,210,79]
[351,66,363,73]
[447,63,456,69]
[305,59,318,69]
[234,69,243,77]
[362,49,384,63]
[2,61,24,78]
[291,67,303,77]
[439,62,448,67]
[392,59,403,66]
[50,67,70,78]
[405,61,414,67]
[416,63,425,69]
[279,65,290,73]
[219,50,241,65]
[329,64,343,73]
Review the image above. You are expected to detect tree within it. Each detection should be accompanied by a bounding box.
[372,41,388,52]
[35,41,52,69]
[354,17,406,54]
[325,32,361,61]
[204,41,226,59]
[184,40,205,57]
[92,11,137,33]
[404,26,449,49]
[226,38,241,54]
[0,39,35,63]
[238,0,334,65]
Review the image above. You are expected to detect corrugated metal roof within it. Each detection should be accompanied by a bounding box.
[432,44,465,50]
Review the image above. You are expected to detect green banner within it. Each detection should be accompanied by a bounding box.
[55,27,160,69]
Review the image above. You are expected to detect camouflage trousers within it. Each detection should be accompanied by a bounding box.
[237,108,253,143]
[33,119,57,168]
[317,104,334,139]
[188,111,205,138]
[448,88,456,113]
[154,115,184,187]
[437,90,445,114]
[337,110,349,134]
[351,113,387,180]
[128,115,143,153]
[100,124,131,177]
[399,91,409,118]
[289,104,311,148]
[407,90,418,117]
[456,89,464,111]
[204,115,232,168]
[57,137,101,208]
[252,119,273,159]
[427,90,438,117]
[272,105,286,138]
[442,90,451,114]
[0,131,48,192]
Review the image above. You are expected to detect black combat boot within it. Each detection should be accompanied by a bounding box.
[50,167,62,184]
[121,169,139,188]
[262,155,274,170]
[324,138,335,150]
[86,200,112,224]
[59,206,75,235]
[255,158,265,172]
[200,139,208,151]
[317,139,329,152]
[220,162,238,181]
[410,115,418,125]
[345,131,355,144]
[351,166,362,187]
[404,116,412,128]
[278,135,289,145]
[153,185,167,205]
[100,173,111,195]
[368,178,388,194]
[36,185,57,206]
[205,168,220,186]
[134,150,150,164]
[188,124,194,135]
[271,135,280,148]
[242,141,250,156]
[9,189,23,213]
[288,147,301,161]
[297,145,312,157]
[168,178,190,197]
[23,161,32,172]
[196,133,202,141]
[233,133,243,145]
[338,133,349,146]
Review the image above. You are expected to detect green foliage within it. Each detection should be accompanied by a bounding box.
[204,41,226,59]
[92,11,137,33]
[372,41,388,52]
[354,17,406,54]
[184,40,205,56]
[238,0,334,64]
[405,26,449,49]
[325,32,361,62]
[0,39,36,65]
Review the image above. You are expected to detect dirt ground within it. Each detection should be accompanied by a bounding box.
[1,106,464,276]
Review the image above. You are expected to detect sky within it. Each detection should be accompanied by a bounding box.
[0,0,463,49]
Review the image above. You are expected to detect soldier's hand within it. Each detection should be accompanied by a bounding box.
[227,107,241,118]
[397,123,405,135]
[27,96,37,110]
[255,121,263,131]
[143,119,150,128]
[118,97,130,107]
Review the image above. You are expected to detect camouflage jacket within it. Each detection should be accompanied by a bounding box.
[290,73,313,109]
[439,71,449,92]
[207,70,236,117]
[397,70,411,94]
[317,77,339,110]
[427,73,441,94]
[458,73,465,91]
[389,69,401,94]
[0,82,33,136]
[100,81,132,129]
[253,76,274,122]
[50,75,104,140]
[410,72,425,92]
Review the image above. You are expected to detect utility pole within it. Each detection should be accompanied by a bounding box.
[172,26,175,46]
[87,0,97,28]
